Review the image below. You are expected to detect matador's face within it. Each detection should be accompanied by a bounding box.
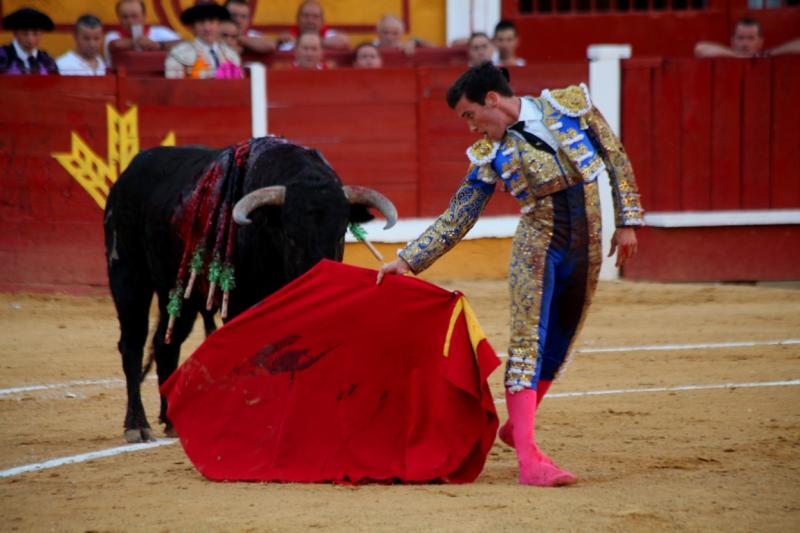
[454,93,508,141]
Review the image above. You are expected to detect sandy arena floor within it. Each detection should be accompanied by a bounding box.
[1,277,799,532]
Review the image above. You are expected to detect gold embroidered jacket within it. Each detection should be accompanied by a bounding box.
[400,83,644,274]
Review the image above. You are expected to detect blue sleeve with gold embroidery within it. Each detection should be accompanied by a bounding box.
[584,108,644,227]
[399,166,496,274]
[542,84,644,227]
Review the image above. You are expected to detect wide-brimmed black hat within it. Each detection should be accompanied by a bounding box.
[2,7,55,31]
[180,3,231,25]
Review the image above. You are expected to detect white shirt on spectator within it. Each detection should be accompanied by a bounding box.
[104,25,180,65]
[12,39,39,70]
[492,51,526,67]
[56,50,107,76]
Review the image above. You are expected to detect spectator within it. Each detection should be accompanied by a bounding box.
[467,32,494,66]
[292,31,327,69]
[374,14,416,55]
[493,19,525,67]
[219,19,243,55]
[223,0,276,54]
[695,17,800,57]
[0,7,58,75]
[165,3,242,79]
[105,0,180,66]
[278,1,349,51]
[353,42,382,68]
[56,15,106,76]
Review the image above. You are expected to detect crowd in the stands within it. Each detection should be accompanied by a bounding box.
[0,1,530,77]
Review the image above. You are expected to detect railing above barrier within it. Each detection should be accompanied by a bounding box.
[111,47,469,77]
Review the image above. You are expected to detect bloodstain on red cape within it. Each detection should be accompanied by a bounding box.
[161,260,500,483]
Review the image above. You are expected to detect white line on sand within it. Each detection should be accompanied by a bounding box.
[0,439,177,478]
[577,338,800,354]
[493,379,800,404]
[2,378,798,478]
[496,338,800,359]
[0,379,125,397]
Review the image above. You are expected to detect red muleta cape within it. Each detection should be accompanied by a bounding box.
[161,260,500,483]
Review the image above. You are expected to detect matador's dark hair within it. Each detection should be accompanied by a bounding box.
[446,62,513,109]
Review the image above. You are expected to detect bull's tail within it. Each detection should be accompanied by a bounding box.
[141,310,215,384]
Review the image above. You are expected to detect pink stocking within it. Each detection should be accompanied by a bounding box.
[498,380,553,449]
[505,388,576,486]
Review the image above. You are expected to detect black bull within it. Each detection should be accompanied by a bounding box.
[104,139,397,443]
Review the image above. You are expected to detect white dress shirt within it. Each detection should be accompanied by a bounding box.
[510,96,560,152]
[12,39,38,70]
[56,50,107,76]
[196,39,222,67]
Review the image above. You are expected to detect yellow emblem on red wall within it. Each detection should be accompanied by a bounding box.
[52,104,176,209]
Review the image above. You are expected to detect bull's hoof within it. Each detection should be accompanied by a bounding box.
[163,425,178,438]
[124,428,155,443]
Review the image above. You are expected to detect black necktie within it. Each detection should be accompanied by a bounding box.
[27,54,40,74]
[510,121,555,155]
[209,48,220,68]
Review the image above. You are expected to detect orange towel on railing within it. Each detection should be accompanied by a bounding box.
[161,260,500,483]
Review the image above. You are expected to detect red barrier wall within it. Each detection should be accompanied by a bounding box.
[625,226,800,281]
[0,65,588,292]
[0,77,118,291]
[620,55,800,281]
[1,58,797,291]
[622,55,800,212]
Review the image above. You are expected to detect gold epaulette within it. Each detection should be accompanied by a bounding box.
[466,137,500,166]
[541,83,593,117]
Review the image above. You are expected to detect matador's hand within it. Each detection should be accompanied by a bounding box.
[376,257,411,284]
[609,227,638,267]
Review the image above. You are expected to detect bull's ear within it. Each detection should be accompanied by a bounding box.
[349,204,375,224]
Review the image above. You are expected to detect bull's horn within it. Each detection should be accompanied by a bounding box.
[233,186,286,225]
[342,186,398,230]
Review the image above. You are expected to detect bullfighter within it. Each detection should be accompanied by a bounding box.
[0,7,58,75]
[378,62,644,486]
